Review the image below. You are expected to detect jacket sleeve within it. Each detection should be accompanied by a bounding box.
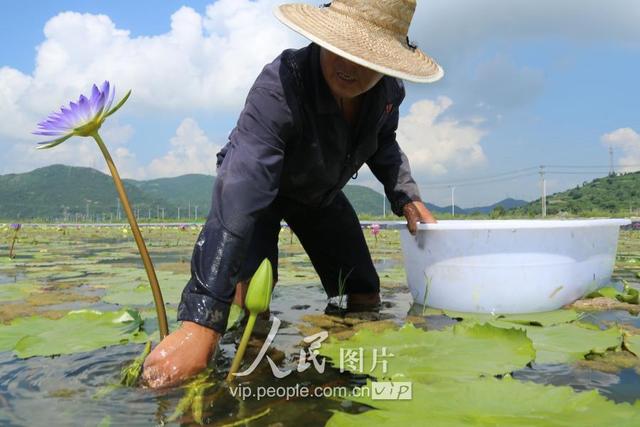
[366,86,422,216]
[177,85,294,334]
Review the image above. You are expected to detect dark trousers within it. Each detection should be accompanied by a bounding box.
[238,191,380,297]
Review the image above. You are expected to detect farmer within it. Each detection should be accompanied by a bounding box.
[143,0,442,388]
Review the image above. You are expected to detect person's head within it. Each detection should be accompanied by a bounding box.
[275,0,444,85]
[319,47,383,99]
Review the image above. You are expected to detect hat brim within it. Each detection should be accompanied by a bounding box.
[274,4,444,83]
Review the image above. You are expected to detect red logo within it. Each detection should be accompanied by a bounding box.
[385,103,393,113]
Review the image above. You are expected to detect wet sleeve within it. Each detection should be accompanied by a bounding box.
[366,96,422,216]
[177,86,294,334]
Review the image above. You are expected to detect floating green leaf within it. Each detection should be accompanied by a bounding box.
[624,333,640,357]
[327,377,640,427]
[586,286,620,299]
[0,309,147,358]
[320,323,535,382]
[0,281,42,302]
[586,285,639,305]
[490,321,622,364]
[97,268,187,305]
[443,308,581,327]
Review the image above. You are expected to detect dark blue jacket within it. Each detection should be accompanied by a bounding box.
[177,43,421,333]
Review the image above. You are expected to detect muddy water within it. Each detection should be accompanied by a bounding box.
[0,227,639,425]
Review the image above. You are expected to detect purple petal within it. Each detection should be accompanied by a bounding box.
[66,103,83,125]
[100,81,110,96]
[36,121,58,131]
[95,90,107,115]
[57,107,77,127]
[33,130,66,136]
[69,101,80,112]
[77,95,92,122]
[89,84,101,110]
[37,112,73,133]
[104,84,116,113]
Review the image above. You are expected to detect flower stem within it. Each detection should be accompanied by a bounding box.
[91,132,169,339]
[8,230,19,259]
[226,313,257,382]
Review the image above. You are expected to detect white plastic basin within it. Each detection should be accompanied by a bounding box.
[392,219,630,313]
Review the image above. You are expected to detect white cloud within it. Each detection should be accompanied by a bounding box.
[0,117,221,180]
[146,118,221,178]
[601,127,640,173]
[0,120,136,175]
[0,0,301,142]
[397,97,487,176]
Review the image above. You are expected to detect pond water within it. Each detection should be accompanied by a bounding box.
[0,226,638,425]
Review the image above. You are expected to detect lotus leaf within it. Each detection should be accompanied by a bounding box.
[624,333,640,357]
[0,281,41,302]
[490,321,622,364]
[586,285,639,305]
[443,309,581,326]
[0,309,147,358]
[97,268,188,305]
[320,323,535,382]
[327,377,640,427]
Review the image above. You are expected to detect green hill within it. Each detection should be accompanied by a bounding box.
[126,174,215,219]
[0,165,168,220]
[343,185,391,216]
[0,165,403,221]
[512,171,640,216]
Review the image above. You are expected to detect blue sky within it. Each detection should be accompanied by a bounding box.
[1,0,639,208]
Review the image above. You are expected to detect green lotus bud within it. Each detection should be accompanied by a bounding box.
[245,258,273,314]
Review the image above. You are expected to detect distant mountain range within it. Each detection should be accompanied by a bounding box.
[430,197,528,215]
[0,165,528,220]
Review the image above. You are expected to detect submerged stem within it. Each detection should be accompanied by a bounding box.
[91,132,169,339]
[226,313,257,382]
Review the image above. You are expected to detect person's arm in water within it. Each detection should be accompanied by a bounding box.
[366,80,436,234]
[142,71,296,388]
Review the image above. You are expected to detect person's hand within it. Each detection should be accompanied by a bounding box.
[142,321,221,389]
[403,200,437,235]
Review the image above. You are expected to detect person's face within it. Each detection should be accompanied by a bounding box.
[319,47,384,100]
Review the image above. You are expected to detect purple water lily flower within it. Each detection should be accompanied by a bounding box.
[34,81,130,149]
[10,223,21,231]
[32,82,169,339]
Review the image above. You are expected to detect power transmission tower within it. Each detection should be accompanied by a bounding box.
[450,186,456,217]
[609,146,615,176]
[539,165,547,217]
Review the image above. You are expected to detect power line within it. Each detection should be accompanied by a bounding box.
[428,171,540,188]
[420,164,640,189]
[423,166,539,186]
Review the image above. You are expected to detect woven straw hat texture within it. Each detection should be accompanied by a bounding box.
[275,0,443,83]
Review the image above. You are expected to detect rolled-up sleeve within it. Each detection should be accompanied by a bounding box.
[177,85,295,334]
[366,89,421,216]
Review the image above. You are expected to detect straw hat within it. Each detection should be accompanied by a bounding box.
[274,0,443,83]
